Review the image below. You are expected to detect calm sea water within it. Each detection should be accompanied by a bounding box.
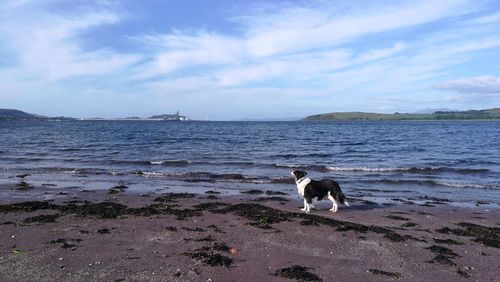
[1,120,499,206]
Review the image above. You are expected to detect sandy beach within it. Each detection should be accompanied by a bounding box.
[0,183,499,282]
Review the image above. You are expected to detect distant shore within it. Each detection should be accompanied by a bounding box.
[1,184,498,281]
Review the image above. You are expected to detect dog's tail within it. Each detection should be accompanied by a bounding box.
[338,191,350,207]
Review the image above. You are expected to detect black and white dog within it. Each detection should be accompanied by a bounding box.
[291,170,349,213]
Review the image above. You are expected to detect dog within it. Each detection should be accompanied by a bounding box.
[291,170,349,213]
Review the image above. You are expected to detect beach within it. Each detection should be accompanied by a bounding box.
[1,183,498,282]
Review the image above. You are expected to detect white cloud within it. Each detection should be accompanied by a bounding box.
[0,2,141,82]
[434,76,500,94]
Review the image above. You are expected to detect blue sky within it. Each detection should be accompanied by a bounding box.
[1,0,500,120]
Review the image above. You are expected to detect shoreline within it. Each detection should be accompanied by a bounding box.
[1,185,499,281]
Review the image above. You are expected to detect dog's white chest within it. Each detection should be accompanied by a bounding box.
[296,178,311,197]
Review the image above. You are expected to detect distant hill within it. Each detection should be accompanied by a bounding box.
[302,108,500,121]
[0,109,47,121]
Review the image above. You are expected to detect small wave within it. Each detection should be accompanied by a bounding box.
[149,160,191,166]
[273,153,332,159]
[327,166,490,174]
[366,179,498,190]
[274,163,331,172]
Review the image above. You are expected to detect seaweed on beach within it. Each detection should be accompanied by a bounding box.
[433,238,464,245]
[47,238,82,249]
[205,190,221,194]
[59,202,128,219]
[240,189,264,195]
[368,269,401,279]
[0,201,57,213]
[153,193,196,202]
[385,215,410,221]
[192,202,229,210]
[252,196,289,202]
[211,203,406,242]
[97,228,111,234]
[207,224,224,233]
[426,245,460,258]
[212,203,292,229]
[15,181,33,191]
[108,184,128,194]
[183,242,233,267]
[436,222,500,248]
[401,222,417,227]
[1,199,204,221]
[23,213,60,224]
[428,255,456,266]
[273,265,322,281]
[181,227,206,232]
[265,191,288,196]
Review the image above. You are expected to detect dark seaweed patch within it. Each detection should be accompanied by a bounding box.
[426,245,460,258]
[252,196,289,202]
[184,242,233,267]
[433,238,464,245]
[212,203,406,242]
[194,235,215,242]
[48,238,82,249]
[23,213,60,224]
[401,222,417,227]
[153,193,196,203]
[205,190,221,194]
[428,255,456,266]
[15,181,33,191]
[240,189,264,195]
[0,201,57,213]
[207,224,224,233]
[2,199,203,221]
[192,202,229,210]
[386,215,410,221]
[181,227,205,232]
[403,235,427,243]
[213,203,291,229]
[300,220,320,226]
[59,202,128,219]
[368,269,401,279]
[457,269,470,278]
[97,228,110,234]
[1,221,15,225]
[273,265,322,281]
[163,226,178,232]
[436,222,500,248]
[265,191,288,196]
[108,184,128,194]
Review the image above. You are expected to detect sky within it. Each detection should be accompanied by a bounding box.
[1,0,500,120]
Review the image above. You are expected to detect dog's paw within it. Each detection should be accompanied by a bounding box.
[301,208,307,211]
[329,208,337,213]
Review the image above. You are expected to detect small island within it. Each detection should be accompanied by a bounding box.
[0,109,190,121]
[302,108,500,121]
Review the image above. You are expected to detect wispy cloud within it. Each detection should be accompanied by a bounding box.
[434,76,500,94]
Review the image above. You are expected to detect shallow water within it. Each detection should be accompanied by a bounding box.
[1,120,499,206]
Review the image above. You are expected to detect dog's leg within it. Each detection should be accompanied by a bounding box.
[310,199,316,210]
[301,199,307,211]
[328,192,338,212]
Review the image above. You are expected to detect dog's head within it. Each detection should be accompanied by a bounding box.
[291,170,307,181]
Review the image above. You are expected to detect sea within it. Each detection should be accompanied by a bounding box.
[1,120,499,207]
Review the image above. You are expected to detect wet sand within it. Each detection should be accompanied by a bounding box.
[0,184,499,281]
